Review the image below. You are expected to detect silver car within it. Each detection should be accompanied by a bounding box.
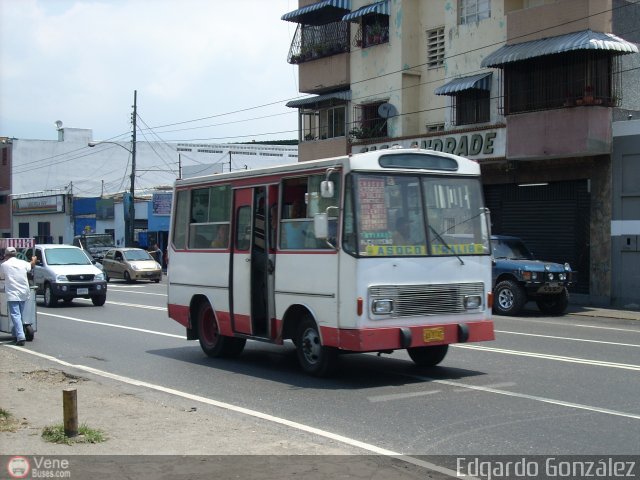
[102,248,162,283]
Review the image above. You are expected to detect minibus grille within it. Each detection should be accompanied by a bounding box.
[369,282,484,316]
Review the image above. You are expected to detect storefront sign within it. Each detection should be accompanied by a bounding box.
[12,195,65,215]
[152,192,173,216]
[358,129,506,160]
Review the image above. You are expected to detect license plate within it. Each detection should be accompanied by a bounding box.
[423,327,445,343]
[77,288,89,295]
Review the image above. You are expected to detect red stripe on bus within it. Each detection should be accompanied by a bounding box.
[322,320,494,351]
[168,304,190,328]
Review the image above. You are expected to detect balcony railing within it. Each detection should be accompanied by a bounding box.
[287,22,350,64]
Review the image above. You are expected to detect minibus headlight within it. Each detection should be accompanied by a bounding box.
[56,274,68,282]
[95,273,105,281]
[464,295,482,310]
[372,299,394,315]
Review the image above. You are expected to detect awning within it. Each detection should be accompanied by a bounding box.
[281,0,351,25]
[342,0,389,22]
[481,29,639,68]
[434,72,493,96]
[286,91,351,108]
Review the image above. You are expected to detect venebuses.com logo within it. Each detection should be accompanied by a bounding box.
[7,456,30,479]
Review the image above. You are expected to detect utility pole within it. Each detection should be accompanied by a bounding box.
[228,151,232,172]
[178,153,182,179]
[129,90,137,247]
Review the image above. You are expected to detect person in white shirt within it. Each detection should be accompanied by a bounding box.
[0,246,37,346]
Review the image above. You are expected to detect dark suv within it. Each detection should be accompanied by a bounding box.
[491,235,573,316]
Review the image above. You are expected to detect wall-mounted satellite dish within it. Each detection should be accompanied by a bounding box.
[54,120,63,130]
[378,103,398,118]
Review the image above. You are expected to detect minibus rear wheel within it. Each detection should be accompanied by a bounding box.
[197,302,245,357]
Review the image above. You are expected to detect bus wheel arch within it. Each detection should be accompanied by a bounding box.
[191,296,245,358]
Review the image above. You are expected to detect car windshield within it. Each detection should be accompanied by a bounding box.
[491,238,534,260]
[45,248,92,265]
[124,250,154,261]
[351,173,490,257]
[85,235,114,248]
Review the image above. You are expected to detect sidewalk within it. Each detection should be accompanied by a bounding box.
[567,305,640,321]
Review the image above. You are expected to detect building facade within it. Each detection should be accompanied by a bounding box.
[281,0,640,306]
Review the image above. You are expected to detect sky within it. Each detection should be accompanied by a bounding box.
[0,0,303,143]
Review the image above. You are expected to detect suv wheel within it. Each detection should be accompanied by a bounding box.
[493,280,526,316]
[92,295,107,307]
[44,284,58,308]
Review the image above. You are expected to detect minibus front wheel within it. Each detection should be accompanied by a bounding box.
[407,345,448,367]
[295,316,337,377]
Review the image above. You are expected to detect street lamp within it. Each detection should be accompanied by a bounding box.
[88,140,136,247]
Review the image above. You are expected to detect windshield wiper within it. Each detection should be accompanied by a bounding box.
[428,225,464,265]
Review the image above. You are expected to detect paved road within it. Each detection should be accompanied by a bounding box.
[7,280,640,457]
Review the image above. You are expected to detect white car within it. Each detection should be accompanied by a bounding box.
[28,244,107,307]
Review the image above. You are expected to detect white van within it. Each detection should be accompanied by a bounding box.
[29,244,107,307]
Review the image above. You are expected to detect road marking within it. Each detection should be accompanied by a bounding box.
[107,287,167,297]
[454,344,640,371]
[495,329,640,348]
[573,323,640,333]
[368,389,441,403]
[452,382,516,392]
[38,312,182,338]
[398,372,640,421]
[75,298,167,310]
[5,346,468,479]
[499,317,640,333]
[106,284,147,289]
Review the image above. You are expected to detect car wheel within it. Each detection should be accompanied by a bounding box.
[295,315,337,377]
[44,284,58,308]
[536,289,569,315]
[91,295,106,306]
[197,302,245,357]
[493,279,526,316]
[124,271,133,283]
[407,345,449,367]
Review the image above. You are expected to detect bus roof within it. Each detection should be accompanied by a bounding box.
[174,147,480,188]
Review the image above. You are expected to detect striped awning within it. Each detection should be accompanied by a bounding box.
[481,29,639,68]
[286,90,351,108]
[434,72,493,96]
[342,0,389,22]
[282,0,351,25]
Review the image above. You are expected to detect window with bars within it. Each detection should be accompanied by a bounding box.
[453,90,490,126]
[353,14,390,48]
[459,0,491,25]
[426,27,445,69]
[503,51,619,114]
[351,102,388,139]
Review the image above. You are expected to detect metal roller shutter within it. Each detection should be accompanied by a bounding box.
[484,181,590,293]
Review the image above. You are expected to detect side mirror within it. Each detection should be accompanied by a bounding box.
[320,180,334,198]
